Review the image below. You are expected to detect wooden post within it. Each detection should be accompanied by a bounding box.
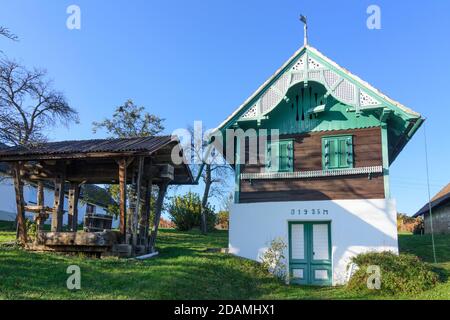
[118,158,128,243]
[12,162,27,244]
[127,165,137,241]
[148,181,169,252]
[139,178,152,246]
[132,156,144,247]
[51,170,65,232]
[68,182,80,232]
[36,181,45,232]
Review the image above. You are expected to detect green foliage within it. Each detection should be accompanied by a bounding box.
[216,210,229,230]
[412,218,424,235]
[25,218,36,240]
[0,229,449,299]
[168,192,216,231]
[347,251,439,295]
[260,237,287,281]
[92,99,165,223]
[92,99,164,138]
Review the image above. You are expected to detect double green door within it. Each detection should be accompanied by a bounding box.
[288,221,332,286]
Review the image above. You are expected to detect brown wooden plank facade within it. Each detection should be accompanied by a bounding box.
[239,127,384,203]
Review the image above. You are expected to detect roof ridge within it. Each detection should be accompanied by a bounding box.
[17,135,172,146]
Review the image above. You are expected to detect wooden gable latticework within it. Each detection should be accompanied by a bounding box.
[216,45,424,164]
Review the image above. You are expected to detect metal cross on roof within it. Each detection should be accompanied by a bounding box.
[300,15,308,46]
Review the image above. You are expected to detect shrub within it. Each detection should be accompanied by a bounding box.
[260,237,288,281]
[168,192,216,231]
[25,218,36,240]
[412,218,424,235]
[216,211,229,230]
[347,251,439,295]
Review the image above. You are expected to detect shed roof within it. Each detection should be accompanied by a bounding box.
[413,183,450,217]
[0,136,173,158]
[0,136,194,185]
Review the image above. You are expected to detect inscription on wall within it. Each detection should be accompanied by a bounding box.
[290,208,329,216]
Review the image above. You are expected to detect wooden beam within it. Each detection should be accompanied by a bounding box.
[132,156,144,247]
[36,181,46,232]
[139,178,152,247]
[148,181,169,252]
[118,158,128,243]
[12,162,27,244]
[24,205,53,214]
[51,170,66,232]
[68,182,80,232]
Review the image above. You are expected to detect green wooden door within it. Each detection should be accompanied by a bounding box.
[289,221,332,286]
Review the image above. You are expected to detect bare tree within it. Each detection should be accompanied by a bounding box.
[0,26,18,41]
[189,126,232,234]
[0,59,78,146]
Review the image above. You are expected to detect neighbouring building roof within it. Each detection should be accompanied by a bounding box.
[413,183,450,217]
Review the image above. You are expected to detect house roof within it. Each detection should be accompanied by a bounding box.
[214,44,424,163]
[216,44,422,131]
[413,183,450,217]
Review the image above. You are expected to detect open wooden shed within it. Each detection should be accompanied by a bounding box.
[0,136,193,257]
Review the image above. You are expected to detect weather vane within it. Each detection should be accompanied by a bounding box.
[300,15,308,46]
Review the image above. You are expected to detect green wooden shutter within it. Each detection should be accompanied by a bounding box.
[266,143,272,172]
[322,136,353,169]
[266,140,294,172]
[345,136,353,168]
[338,138,347,167]
[323,138,330,169]
[279,140,294,172]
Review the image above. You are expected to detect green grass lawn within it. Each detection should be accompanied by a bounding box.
[0,221,448,300]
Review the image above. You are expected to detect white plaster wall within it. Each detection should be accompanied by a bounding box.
[229,198,398,285]
[0,176,118,228]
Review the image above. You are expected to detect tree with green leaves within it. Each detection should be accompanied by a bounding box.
[92,99,164,138]
[92,99,165,229]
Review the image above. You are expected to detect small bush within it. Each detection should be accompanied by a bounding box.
[347,251,439,295]
[260,237,288,281]
[168,192,216,231]
[216,211,229,230]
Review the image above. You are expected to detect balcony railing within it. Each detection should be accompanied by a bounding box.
[240,165,382,180]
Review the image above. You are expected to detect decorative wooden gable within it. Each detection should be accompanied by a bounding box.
[216,44,424,163]
[236,46,415,123]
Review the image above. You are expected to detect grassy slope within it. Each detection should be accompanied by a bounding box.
[0,221,448,300]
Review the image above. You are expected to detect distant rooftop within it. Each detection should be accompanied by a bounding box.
[414,183,450,217]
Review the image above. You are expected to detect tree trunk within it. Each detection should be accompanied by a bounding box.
[148,181,168,252]
[200,164,211,234]
[13,162,27,244]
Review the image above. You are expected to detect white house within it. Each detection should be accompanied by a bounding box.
[214,43,423,285]
[0,166,118,228]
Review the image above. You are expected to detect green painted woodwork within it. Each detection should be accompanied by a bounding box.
[266,139,294,172]
[288,221,332,286]
[234,137,241,204]
[237,82,381,135]
[322,135,353,170]
[381,122,390,199]
[218,46,423,167]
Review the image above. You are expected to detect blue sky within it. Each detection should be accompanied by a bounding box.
[0,0,449,215]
